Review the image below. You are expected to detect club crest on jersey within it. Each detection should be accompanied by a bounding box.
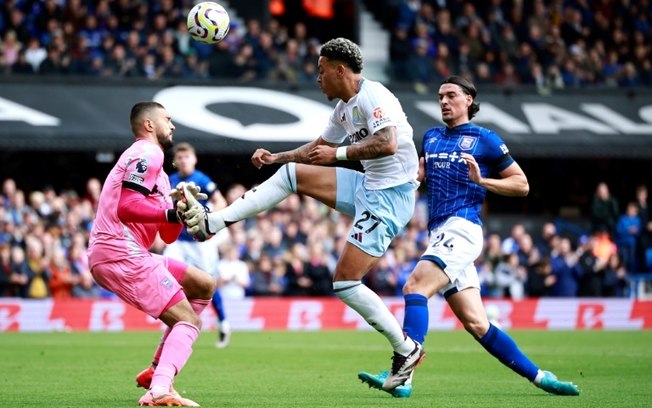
[161,277,172,289]
[352,106,362,124]
[458,136,478,150]
[135,158,148,173]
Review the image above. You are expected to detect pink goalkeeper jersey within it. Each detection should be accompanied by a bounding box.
[88,139,173,267]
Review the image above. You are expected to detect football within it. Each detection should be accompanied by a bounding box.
[187,2,230,44]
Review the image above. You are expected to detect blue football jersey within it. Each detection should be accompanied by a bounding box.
[169,170,217,242]
[422,122,514,230]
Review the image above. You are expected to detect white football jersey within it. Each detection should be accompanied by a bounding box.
[322,78,419,190]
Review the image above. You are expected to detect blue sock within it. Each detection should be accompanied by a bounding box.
[211,290,226,322]
[403,294,429,344]
[478,324,539,381]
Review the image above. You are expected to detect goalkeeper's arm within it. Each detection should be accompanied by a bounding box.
[117,188,182,224]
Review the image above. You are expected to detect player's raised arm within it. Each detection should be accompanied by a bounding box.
[252,136,337,168]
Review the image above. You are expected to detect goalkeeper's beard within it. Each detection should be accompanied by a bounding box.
[158,132,174,150]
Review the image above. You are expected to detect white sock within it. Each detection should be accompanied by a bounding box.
[219,320,231,333]
[333,280,414,354]
[208,163,297,232]
[534,369,544,384]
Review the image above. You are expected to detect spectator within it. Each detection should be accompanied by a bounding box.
[602,253,628,297]
[388,24,411,81]
[250,253,285,296]
[526,258,556,297]
[10,49,35,74]
[1,30,21,73]
[48,246,77,299]
[550,237,581,297]
[216,243,251,299]
[502,223,526,255]
[591,182,619,235]
[407,39,434,85]
[24,236,49,299]
[634,185,651,272]
[283,242,310,296]
[1,241,29,297]
[39,44,71,75]
[24,38,47,73]
[104,44,137,78]
[300,241,333,296]
[536,222,558,257]
[576,235,605,297]
[494,252,526,299]
[365,256,397,297]
[485,233,503,268]
[615,202,641,273]
[68,233,99,298]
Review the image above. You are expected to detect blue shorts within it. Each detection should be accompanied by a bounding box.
[335,168,417,257]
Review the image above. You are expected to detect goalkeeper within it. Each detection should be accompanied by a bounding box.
[88,102,213,407]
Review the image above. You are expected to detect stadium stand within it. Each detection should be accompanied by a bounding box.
[1,176,650,300]
[1,0,650,86]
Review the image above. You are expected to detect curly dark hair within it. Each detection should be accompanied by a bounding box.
[441,76,480,119]
[319,38,363,73]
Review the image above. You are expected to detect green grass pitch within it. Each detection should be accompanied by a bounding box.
[1,330,651,407]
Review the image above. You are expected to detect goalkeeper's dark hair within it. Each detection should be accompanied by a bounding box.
[441,75,480,119]
[130,101,165,134]
[320,38,363,73]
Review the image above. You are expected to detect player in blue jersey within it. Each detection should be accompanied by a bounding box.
[359,76,580,397]
[180,38,425,387]
[164,142,232,348]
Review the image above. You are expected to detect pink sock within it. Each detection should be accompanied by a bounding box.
[150,322,200,393]
[152,327,172,366]
[151,299,208,365]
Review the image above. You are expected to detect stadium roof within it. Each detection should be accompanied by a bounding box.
[1,80,651,158]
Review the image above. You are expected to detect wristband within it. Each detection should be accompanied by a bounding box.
[166,209,182,224]
[335,146,348,161]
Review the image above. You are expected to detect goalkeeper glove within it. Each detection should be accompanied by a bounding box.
[180,182,215,242]
[169,181,208,203]
[168,181,209,225]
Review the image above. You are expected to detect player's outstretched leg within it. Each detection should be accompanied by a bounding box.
[187,163,298,234]
[358,370,412,398]
[478,323,579,396]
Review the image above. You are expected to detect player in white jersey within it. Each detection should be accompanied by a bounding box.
[181,37,424,386]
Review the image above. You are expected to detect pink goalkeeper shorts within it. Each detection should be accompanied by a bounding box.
[91,254,188,319]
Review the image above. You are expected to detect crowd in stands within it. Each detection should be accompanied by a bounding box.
[376,0,652,88]
[0,0,323,83]
[1,0,650,88]
[1,176,650,300]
